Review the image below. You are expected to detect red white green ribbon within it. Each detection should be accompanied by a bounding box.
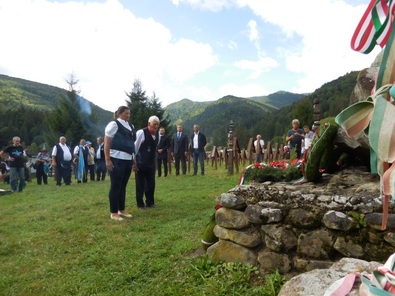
[351,0,395,53]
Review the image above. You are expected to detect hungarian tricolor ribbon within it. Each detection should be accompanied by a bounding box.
[351,0,395,53]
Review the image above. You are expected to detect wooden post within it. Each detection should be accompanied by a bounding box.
[233,137,240,173]
[211,146,218,169]
[266,141,272,162]
[246,137,254,164]
[313,98,320,137]
[227,120,234,176]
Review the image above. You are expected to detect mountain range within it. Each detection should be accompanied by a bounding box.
[0,71,358,151]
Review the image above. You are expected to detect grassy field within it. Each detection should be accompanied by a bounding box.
[0,164,284,295]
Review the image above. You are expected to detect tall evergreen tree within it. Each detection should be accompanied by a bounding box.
[46,74,91,148]
[125,79,170,130]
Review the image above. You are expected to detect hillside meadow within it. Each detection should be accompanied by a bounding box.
[0,164,284,295]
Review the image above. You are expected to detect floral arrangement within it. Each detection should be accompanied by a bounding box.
[239,160,302,185]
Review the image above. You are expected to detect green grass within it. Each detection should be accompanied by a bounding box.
[0,164,283,295]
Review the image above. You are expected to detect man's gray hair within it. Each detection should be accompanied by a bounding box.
[148,116,160,123]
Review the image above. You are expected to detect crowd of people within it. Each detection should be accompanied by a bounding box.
[253,118,315,162]
[0,105,208,222]
[1,111,311,221]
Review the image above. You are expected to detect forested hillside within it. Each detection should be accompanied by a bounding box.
[0,71,359,153]
[0,74,113,151]
[165,71,358,149]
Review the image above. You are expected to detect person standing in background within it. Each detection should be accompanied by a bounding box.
[134,116,160,209]
[95,136,106,181]
[0,136,26,192]
[85,141,95,181]
[51,136,73,186]
[73,139,89,183]
[303,125,315,153]
[104,106,135,221]
[191,124,207,176]
[254,134,265,163]
[35,147,51,185]
[171,124,188,175]
[285,119,305,159]
[156,127,170,177]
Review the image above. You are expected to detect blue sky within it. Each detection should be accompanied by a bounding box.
[0,0,381,112]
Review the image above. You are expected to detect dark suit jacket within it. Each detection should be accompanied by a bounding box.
[171,132,188,154]
[157,134,170,159]
[95,144,105,162]
[191,132,207,152]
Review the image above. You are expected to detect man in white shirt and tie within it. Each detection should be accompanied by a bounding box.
[171,124,188,175]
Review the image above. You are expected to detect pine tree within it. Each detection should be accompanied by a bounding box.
[46,74,91,148]
[125,79,170,130]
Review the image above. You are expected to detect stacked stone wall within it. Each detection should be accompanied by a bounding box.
[206,168,395,276]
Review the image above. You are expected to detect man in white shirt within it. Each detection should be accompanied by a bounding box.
[51,136,73,186]
[254,134,265,163]
[191,124,207,176]
[95,137,106,181]
[303,125,315,153]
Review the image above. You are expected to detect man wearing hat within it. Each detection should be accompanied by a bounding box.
[85,141,96,182]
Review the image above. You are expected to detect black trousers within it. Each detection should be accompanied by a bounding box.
[174,152,186,175]
[96,159,106,181]
[56,161,71,186]
[108,158,132,213]
[135,166,155,208]
[157,157,168,176]
[36,165,48,185]
[86,164,95,181]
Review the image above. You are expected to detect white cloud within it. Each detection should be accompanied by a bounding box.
[0,0,384,111]
[219,83,270,98]
[243,0,381,93]
[247,19,259,42]
[171,0,236,11]
[0,0,218,111]
[234,57,278,79]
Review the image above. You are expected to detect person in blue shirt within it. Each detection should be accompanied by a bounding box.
[285,119,305,159]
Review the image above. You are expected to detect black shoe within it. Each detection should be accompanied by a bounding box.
[147,204,155,208]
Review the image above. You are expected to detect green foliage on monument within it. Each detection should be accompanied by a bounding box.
[305,117,340,182]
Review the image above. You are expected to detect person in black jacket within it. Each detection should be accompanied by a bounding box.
[0,136,27,192]
[95,136,106,181]
[156,127,170,177]
[133,116,160,209]
[191,124,207,176]
[171,124,188,175]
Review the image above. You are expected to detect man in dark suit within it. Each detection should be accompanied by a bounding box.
[191,124,207,176]
[95,136,106,181]
[171,124,188,175]
[156,127,170,177]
